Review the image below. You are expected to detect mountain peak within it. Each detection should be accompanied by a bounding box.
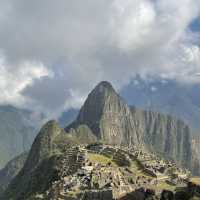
[67,81,140,145]
[95,81,114,91]
[91,81,117,98]
[76,81,121,130]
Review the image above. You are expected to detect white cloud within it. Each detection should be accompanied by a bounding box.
[110,0,156,51]
[0,54,51,106]
[0,0,199,113]
[182,45,200,64]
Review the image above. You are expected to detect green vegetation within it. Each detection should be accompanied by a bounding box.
[72,125,97,144]
[191,177,200,185]
[3,154,62,200]
[53,132,79,154]
[129,160,154,178]
[88,153,117,166]
[150,181,176,191]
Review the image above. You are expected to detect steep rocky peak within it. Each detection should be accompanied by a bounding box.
[94,81,115,93]
[77,81,128,122]
[82,81,118,106]
[68,81,139,145]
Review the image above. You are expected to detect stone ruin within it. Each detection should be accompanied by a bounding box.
[37,143,194,200]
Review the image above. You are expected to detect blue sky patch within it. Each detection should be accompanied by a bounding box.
[190,17,200,32]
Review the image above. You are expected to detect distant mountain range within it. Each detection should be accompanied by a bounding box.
[0,152,28,193]
[58,108,79,128]
[0,105,41,169]
[121,77,200,135]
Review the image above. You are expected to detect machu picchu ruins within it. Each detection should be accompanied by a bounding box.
[29,143,199,200]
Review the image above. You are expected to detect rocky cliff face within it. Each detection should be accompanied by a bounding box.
[191,136,200,175]
[66,81,142,146]
[131,107,192,169]
[121,77,200,134]
[66,81,195,172]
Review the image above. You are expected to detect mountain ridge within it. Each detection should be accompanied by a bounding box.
[121,77,200,135]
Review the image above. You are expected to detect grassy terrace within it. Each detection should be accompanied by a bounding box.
[191,177,200,185]
[87,153,117,166]
[88,153,156,178]
[149,181,176,191]
[129,160,154,178]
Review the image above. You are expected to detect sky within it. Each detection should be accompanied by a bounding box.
[0,0,200,117]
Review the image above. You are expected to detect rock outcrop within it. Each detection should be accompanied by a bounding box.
[130,107,192,169]
[66,81,142,146]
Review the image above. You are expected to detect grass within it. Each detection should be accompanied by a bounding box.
[190,177,200,185]
[129,161,154,178]
[129,160,176,191]
[190,197,200,200]
[65,190,80,198]
[150,181,176,191]
[87,153,117,166]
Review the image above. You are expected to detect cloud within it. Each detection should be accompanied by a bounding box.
[0,54,51,107]
[0,0,200,114]
[110,0,157,51]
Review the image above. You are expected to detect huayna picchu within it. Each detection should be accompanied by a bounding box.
[1,81,200,200]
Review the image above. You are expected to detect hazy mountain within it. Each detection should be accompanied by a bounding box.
[121,77,200,135]
[0,152,28,194]
[0,105,42,169]
[58,108,78,128]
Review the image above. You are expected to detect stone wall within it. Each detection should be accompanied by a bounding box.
[82,189,113,200]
